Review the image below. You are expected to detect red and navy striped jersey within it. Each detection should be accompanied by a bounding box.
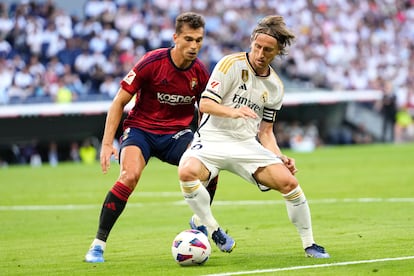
[121,48,209,134]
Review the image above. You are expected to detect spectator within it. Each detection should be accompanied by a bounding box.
[53,78,77,103]
[0,58,13,104]
[74,48,95,83]
[73,17,102,39]
[113,4,138,32]
[375,81,397,142]
[395,107,414,143]
[46,56,65,76]
[69,141,81,162]
[28,55,45,79]
[57,37,83,67]
[89,31,107,54]
[84,0,106,19]
[0,5,13,39]
[99,75,118,99]
[42,22,65,59]
[9,54,25,71]
[79,138,97,164]
[405,84,414,117]
[8,64,36,102]
[42,64,59,98]
[25,16,44,56]
[48,141,58,167]
[100,22,119,48]
[53,8,73,39]
[0,156,8,168]
[0,37,12,58]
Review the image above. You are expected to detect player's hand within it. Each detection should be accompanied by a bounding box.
[100,143,118,174]
[233,106,258,119]
[278,155,298,175]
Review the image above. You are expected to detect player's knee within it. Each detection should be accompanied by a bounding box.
[178,158,200,181]
[178,165,198,182]
[279,176,298,194]
[119,169,141,190]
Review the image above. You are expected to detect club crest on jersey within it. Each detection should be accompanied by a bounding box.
[241,69,249,82]
[123,70,136,85]
[261,91,268,103]
[190,78,198,90]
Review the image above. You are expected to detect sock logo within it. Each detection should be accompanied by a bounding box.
[104,202,116,211]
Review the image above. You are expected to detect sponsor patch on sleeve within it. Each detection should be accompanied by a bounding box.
[123,70,136,85]
[207,80,221,94]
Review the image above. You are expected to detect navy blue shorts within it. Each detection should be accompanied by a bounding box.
[120,127,194,165]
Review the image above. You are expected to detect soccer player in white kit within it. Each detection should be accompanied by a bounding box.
[178,15,330,258]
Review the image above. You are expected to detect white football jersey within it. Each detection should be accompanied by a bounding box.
[198,52,284,141]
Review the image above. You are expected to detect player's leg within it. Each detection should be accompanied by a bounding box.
[189,174,218,234]
[254,164,329,258]
[85,127,150,263]
[85,145,145,262]
[190,107,219,202]
[162,128,219,202]
[206,175,218,204]
[178,156,235,253]
[161,129,219,231]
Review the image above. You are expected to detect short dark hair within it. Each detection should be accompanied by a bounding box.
[175,12,205,34]
[251,15,295,56]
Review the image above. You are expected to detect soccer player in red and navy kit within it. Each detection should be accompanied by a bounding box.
[85,12,213,263]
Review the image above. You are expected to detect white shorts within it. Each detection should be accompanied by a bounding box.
[180,137,283,191]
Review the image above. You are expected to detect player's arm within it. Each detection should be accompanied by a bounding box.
[199,97,258,119]
[258,121,298,175]
[100,88,133,173]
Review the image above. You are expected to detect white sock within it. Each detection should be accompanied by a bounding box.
[282,185,315,249]
[180,180,219,235]
[91,239,106,251]
[191,214,202,227]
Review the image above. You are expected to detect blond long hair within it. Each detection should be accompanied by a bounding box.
[251,15,295,56]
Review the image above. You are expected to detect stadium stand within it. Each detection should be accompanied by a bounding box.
[0,0,413,164]
[0,0,412,103]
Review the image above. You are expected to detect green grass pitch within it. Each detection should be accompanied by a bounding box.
[1,143,413,275]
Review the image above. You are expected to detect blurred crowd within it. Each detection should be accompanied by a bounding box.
[1,136,106,168]
[0,0,412,106]
[0,0,413,166]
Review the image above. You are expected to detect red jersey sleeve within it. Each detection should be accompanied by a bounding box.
[120,49,166,95]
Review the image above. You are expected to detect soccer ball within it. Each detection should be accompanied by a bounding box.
[171,229,211,266]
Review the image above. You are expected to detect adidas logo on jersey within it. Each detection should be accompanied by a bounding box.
[238,83,247,90]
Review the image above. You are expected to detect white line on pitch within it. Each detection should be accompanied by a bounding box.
[0,198,413,211]
[203,256,414,276]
